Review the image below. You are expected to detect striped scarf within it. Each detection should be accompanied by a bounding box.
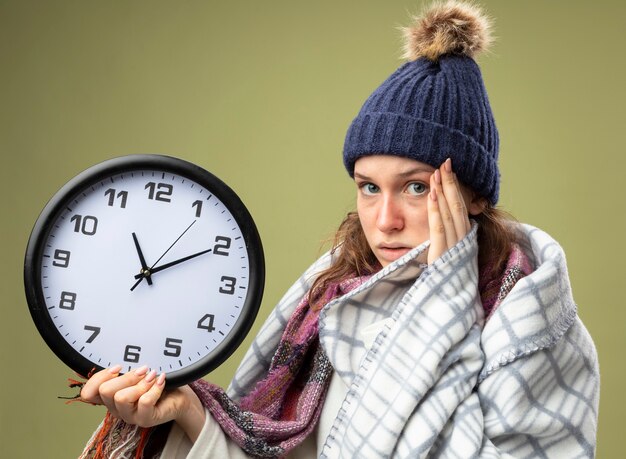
[187,276,366,457]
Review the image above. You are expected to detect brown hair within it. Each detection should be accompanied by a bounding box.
[308,205,518,310]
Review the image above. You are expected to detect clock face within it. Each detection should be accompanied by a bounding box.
[24,155,264,387]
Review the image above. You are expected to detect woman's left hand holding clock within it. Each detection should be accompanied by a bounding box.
[80,365,207,442]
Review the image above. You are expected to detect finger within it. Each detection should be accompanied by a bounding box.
[441,159,471,238]
[98,365,150,415]
[427,174,446,265]
[80,365,122,405]
[433,168,457,249]
[456,173,471,233]
[138,372,166,409]
[114,370,159,424]
[135,373,168,427]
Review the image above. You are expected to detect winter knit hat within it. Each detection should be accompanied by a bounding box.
[343,1,500,204]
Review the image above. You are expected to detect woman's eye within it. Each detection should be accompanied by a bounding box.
[360,183,380,195]
[407,182,427,196]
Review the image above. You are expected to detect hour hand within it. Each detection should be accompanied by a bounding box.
[134,248,212,278]
[132,232,152,286]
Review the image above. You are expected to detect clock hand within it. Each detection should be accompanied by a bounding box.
[149,220,197,270]
[132,232,153,286]
[130,220,196,291]
[130,248,212,291]
[134,248,213,277]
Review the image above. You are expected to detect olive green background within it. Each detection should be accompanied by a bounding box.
[1,1,623,457]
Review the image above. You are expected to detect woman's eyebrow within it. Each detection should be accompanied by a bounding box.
[396,167,435,178]
[353,172,372,181]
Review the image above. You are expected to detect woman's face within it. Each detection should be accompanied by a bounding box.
[354,155,477,267]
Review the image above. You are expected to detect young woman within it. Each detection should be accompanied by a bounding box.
[79,2,599,457]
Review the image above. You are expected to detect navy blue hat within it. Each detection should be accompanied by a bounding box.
[343,1,500,204]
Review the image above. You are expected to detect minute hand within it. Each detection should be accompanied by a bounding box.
[134,248,213,278]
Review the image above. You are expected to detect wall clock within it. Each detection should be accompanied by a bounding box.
[24,154,264,387]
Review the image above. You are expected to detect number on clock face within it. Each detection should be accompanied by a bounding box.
[38,169,252,375]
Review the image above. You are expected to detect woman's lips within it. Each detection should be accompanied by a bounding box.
[377,246,411,261]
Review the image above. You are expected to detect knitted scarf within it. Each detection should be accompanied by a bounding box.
[78,245,531,459]
[187,276,366,457]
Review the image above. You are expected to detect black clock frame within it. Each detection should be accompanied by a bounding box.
[24,154,265,388]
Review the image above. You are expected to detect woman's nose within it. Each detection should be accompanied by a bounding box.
[376,195,404,232]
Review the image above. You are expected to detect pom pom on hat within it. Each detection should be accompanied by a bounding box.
[402,1,493,61]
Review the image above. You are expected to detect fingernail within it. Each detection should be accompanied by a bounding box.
[109,365,122,374]
[434,169,441,184]
[444,158,452,172]
[156,373,166,386]
[144,369,157,383]
[135,365,149,376]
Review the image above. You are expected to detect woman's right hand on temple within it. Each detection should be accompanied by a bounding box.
[427,158,472,265]
[80,365,206,441]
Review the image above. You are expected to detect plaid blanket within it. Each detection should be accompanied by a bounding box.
[228,223,599,458]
